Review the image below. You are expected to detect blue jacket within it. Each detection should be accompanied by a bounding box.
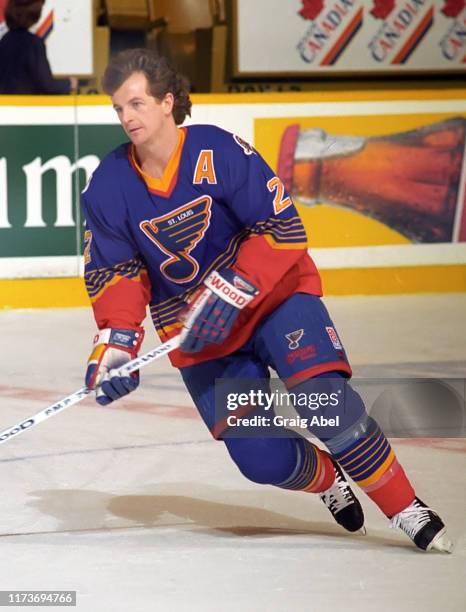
[0,28,70,94]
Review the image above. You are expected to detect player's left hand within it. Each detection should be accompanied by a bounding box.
[85,327,144,405]
[179,269,259,353]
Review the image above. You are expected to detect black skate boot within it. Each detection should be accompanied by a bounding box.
[319,456,365,533]
[390,497,453,553]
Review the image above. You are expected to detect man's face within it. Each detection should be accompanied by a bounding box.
[111,72,173,146]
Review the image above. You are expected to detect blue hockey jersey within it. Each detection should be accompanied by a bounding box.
[81,124,322,368]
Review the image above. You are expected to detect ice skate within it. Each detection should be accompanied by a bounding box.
[390,497,453,553]
[319,456,366,534]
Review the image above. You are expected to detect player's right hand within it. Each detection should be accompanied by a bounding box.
[179,269,258,353]
[85,328,144,405]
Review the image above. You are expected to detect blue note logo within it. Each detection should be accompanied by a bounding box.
[139,196,212,284]
[285,329,304,350]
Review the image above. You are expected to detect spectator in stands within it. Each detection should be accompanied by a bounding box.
[0,0,78,94]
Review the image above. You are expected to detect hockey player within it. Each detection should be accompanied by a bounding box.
[82,49,451,553]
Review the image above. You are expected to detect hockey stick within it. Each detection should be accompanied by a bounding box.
[0,335,181,446]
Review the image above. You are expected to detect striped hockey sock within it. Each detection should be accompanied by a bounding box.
[277,437,336,493]
[327,415,415,517]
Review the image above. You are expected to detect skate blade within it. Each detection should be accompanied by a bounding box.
[428,531,453,554]
[358,526,367,536]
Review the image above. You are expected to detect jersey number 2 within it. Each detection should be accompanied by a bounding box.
[83,230,93,264]
[267,177,292,215]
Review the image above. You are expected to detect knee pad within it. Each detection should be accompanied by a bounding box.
[224,437,299,485]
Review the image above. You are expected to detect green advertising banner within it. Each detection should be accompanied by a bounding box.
[0,121,124,259]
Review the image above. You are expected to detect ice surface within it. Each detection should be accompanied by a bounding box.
[0,294,465,611]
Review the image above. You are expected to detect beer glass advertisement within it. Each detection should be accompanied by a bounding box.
[256,112,466,247]
[234,0,466,76]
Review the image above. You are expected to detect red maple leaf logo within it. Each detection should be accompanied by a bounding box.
[370,0,396,20]
[442,0,465,18]
[298,0,325,21]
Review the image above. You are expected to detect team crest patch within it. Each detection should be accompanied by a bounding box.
[285,329,304,350]
[139,196,212,284]
[326,326,342,350]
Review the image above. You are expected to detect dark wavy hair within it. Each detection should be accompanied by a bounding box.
[102,49,192,126]
[6,0,45,30]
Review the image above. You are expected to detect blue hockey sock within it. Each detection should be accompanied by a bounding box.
[224,436,335,492]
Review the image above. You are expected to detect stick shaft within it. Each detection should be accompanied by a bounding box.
[0,336,180,446]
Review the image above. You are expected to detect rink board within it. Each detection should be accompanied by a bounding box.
[1,90,466,306]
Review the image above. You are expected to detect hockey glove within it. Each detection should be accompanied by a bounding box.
[180,269,259,353]
[85,328,144,406]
